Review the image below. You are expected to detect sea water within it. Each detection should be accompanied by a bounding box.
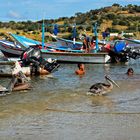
[0,61,140,140]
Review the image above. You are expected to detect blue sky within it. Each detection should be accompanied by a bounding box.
[0,0,139,22]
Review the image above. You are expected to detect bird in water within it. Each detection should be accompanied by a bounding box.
[87,75,120,96]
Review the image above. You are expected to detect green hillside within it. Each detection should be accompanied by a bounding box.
[0,3,140,41]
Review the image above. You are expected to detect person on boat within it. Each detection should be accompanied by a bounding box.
[75,63,85,75]
[103,43,111,52]
[102,28,110,42]
[126,68,134,76]
[82,35,90,53]
[90,36,96,52]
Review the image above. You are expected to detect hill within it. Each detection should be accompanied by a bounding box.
[0,3,140,41]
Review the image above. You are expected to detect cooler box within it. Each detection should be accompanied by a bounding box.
[114,41,126,53]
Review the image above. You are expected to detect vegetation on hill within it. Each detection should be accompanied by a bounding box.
[0,3,140,41]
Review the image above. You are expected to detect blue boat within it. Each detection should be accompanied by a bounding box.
[50,34,83,50]
[124,38,140,44]
[10,33,41,48]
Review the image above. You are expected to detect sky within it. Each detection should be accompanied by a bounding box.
[0,0,139,22]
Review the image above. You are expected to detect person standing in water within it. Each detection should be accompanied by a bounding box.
[75,63,85,75]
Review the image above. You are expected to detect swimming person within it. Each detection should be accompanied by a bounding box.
[75,63,85,75]
[126,68,134,76]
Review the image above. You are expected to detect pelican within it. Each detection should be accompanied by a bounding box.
[87,75,119,96]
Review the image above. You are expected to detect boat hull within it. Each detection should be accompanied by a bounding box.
[42,51,110,64]
[0,61,31,77]
[0,41,23,57]
[0,61,16,76]
[0,40,110,64]
[0,61,53,77]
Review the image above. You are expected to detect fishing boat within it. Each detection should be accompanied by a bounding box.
[50,34,107,50]
[10,33,41,48]
[41,49,110,63]
[0,59,35,77]
[0,41,110,64]
[0,45,60,77]
[44,28,111,63]
[0,34,111,64]
[51,34,83,49]
[124,38,140,50]
[0,40,24,57]
[2,34,140,64]
[0,33,38,57]
[0,34,55,58]
[124,38,140,44]
[6,30,140,64]
[0,58,59,77]
[10,33,56,49]
[47,45,85,53]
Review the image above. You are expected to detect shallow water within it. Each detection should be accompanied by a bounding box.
[0,61,140,140]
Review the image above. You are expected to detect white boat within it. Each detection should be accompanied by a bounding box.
[41,49,110,64]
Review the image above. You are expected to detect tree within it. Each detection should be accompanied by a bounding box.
[75,12,83,17]
[106,13,116,20]
[112,3,120,7]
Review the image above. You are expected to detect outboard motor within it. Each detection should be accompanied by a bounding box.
[20,45,42,66]
[44,58,60,73]
[109,40,140,63]
[20,45,60,75]
[123,45,140,60]
[109,40,129,63]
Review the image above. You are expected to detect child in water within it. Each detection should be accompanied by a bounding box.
[126,68,134,76]
[75,63,85,75]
